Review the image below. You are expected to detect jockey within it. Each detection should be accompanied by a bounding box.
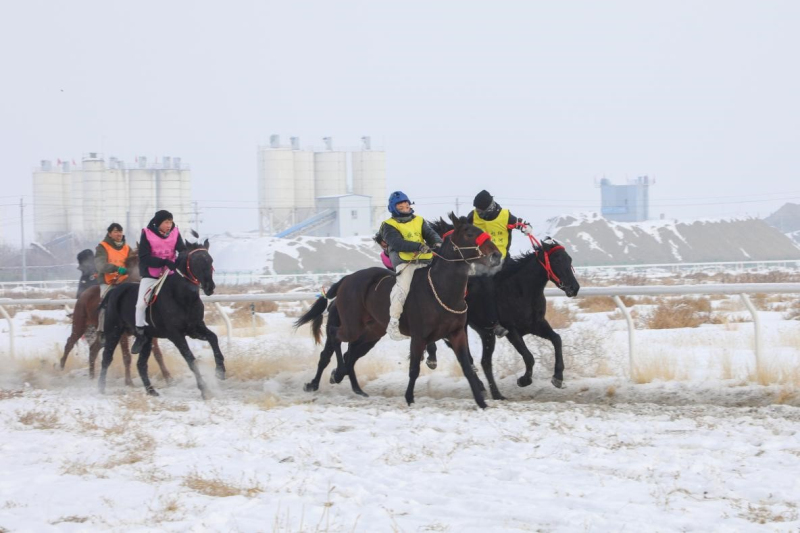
[76,249,98,298]
[380,191,443,340]
[467,189,533,337]
[95,222,136,332]
[95,222,135,297]
[131,210,187,354]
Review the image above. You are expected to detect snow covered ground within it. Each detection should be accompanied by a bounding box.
[1,297,800,532]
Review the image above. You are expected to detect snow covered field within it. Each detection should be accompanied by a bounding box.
[1,296,800,532]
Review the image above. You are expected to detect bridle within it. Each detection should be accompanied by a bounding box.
[176,248,212,286]
[536,244,566,288]
[433,229,493,263]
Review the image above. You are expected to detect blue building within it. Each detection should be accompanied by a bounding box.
[600,176,651,222]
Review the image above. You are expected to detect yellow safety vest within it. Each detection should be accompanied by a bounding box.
[383,216,433,262]
[473,208,511,258]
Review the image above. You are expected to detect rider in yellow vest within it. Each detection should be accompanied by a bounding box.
[94,222,136,332]
[380,191,443,341]
[466,190,533,337]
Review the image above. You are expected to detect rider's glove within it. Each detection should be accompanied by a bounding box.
[117,267,127,275]
[164,260,177,271]
[520,224,533,235]
[419,244,432,254]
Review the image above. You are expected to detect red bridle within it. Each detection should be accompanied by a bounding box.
[181,248,212,286]
[439,229,493,262]
[506,222,566,287]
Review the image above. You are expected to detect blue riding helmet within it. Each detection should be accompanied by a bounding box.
[387,191,414,217]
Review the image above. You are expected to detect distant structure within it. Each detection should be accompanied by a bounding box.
[257,135,386,237]
[32,153,191,244]
[599,176,651,222]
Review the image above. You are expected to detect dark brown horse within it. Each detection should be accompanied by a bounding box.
[61,252,172,385]
[295,213,502,408]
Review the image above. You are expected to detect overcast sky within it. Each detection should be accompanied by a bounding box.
[1,0,799,244]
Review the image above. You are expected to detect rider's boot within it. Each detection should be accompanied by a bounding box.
[131,327,148,354]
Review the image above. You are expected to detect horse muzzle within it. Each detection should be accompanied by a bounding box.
[202,281,215,296]
[563,284,580,298]
[489,251,502,268]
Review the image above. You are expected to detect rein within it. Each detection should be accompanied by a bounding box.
[425,228,490,313]
[507,222,566,287]
[176,248,210,286]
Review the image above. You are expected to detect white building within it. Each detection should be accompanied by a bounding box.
[32,153,192,244]
[309,195,373,237]
[257,135,386,236]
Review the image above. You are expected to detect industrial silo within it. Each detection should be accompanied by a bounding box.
[103,157,127,232]
[314,137,347,198]
[351,136,387,229]
[177,158,193,233]
[258,136,296,233]
[291,137,316,223]
[128,156,155,237]
[81,153,105,239]
[32,160,69,242]
[157,157,187,230]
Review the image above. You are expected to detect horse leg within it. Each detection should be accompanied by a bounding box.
[88,335,102,380]
[447,329,488,409]
[169,335,210,400]
[190,323,226,380]
[98,326,122,394]
[121,336,134,387]
[505,329,536,388]
[344,339,379,397]
[306,336,337,392]
[150,338,174,385]
[136,340,159,397]
[531,320,564,388]
[404,337,428,405]
[425,342,438,370]
[60,326,84,370]
[476,329,505,401]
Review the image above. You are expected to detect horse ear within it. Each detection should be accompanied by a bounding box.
[448,212,460,227]
[203,238,209,250]
[191,229,200,239]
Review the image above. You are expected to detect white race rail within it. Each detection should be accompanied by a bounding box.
[2,283,799,378]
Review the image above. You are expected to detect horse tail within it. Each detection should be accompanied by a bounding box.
[293,278,344,344]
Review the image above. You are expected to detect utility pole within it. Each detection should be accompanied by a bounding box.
[20,197,26,282]
[455,197,460,216]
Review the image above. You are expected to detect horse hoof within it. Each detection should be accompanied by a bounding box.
[215,369,226,381]
[200,390,212,401]
[551,377,564,389]
[426,358,437,370]
[125,380,134,387]
[146,387,160,397]
[517,376,533,388]
[303,382,319,392]
[329,370,337,384]
[164,376,175,386]
[491,390,507,401]
[354,390,369,398]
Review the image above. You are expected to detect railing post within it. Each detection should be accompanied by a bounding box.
[213,302,232,350]
[0,305,14,359]
[613,296,635,379]
[739,294,762,379]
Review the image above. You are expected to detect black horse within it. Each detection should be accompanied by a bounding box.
[295,213,502,408]
[99,239,225,399]
[76,249,99,298]
[425,218,580,400]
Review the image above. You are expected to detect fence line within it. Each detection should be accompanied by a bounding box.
[2,283,800,378]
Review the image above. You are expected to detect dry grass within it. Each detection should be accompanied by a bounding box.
[749,362,800,387]
[546,300,578,329]
[644,297,721,329]
[182,469,263,498]
[17,409,60,429]
[784,299,800,321]
[0,390,24,400]
[576,296,617,313]
[24,314,59,326]
[632,355,687,383]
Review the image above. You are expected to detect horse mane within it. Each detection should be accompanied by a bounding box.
[428,218,454,237]
[494,251,539,282]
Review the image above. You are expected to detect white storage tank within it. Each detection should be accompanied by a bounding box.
[314,138,347,198]
[179,164,192,233]
[81,153,105,239]
[292,139,315,223]
[157,166,186,230]
[258,142,296,233]
[32,160,69,242]
[351,137,386,230]
[103,158,127,231]
[128,166,156,238]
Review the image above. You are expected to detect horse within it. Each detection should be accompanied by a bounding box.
[61,252,173,385]
[99,238,224,399]
[76,249,99,298]
[295,213,502,408]
[426,218,580,400]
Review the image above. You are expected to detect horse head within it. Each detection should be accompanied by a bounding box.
[538,237,580,297]
[183,239,215,296]
[446,212,503,274]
